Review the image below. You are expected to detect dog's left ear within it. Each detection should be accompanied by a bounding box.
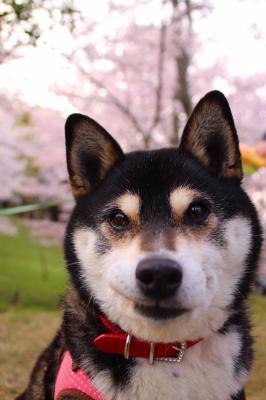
[65,114,124,198]
[179,90,242,180]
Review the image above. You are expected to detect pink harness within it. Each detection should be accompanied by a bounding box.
[54,351,106,400]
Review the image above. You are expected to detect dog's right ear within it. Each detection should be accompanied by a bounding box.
[65,114,124,199]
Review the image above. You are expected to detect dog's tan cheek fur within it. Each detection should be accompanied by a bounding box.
[182,214,219,242]
[161,216,218,253]
[100,222,140,248]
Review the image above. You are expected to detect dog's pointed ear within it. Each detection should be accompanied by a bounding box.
[65,114,124,198]
[179,90,242,180]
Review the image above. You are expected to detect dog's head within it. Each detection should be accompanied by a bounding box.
[64,91,261,342]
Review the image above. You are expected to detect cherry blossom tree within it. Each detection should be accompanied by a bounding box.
[62,0,209,149]
[0,0,78,62]
[0,95,68,206]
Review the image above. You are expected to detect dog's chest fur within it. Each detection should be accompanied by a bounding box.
[93,332,245,400]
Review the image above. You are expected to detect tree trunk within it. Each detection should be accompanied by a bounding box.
[170,0,193,144]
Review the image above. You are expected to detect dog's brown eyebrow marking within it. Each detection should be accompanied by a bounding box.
[169,187,196,219]
[116,193,141,222]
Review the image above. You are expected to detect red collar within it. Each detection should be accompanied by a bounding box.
[93,315,202,364]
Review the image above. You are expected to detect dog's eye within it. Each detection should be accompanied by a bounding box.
[108,211,130,231]
[184,202,210,226]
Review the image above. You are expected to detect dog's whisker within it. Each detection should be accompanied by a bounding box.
[66,261,80,267]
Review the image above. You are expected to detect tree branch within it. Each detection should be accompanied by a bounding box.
[149,22,167,134]
[64,57,152,147]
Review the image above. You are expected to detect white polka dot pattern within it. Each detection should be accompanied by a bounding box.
[54,351,107,400]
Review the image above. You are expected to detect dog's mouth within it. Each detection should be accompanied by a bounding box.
[135,303,189,320]
[109,284,189,320]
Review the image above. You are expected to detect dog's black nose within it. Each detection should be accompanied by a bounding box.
[136,257,182,300]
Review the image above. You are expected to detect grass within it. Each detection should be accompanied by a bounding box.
[0,225,265,399]
[0,308,61,400]
[0,225,66,310]
[0,223,65,398]
[246,295,266,400]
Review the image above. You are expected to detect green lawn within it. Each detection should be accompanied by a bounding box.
[0,225,265,399]
[0,226,66,310]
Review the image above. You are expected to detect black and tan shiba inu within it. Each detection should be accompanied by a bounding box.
[18,91,262,400]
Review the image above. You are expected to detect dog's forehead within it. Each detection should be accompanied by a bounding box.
[100,148,205,216]
[112,149,191,196]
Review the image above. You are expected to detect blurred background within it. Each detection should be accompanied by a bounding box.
[0,0,266,398]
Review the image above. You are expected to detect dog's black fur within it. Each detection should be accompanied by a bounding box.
[18,91,262,400]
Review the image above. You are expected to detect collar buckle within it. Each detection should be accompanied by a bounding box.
[155,341,186,363]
